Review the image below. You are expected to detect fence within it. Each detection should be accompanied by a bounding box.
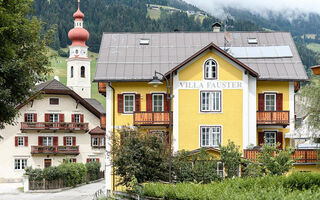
[28,171,105,191]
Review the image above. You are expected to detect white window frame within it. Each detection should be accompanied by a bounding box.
[99,137,105,146]
[74,114,80,123]
[152,93,164,112]
[88,158,98,163]
[204,59,218,80]
[264,93,276,111]
[217,162,224,177]
[66,136,73,146]
[200,91,221,112]
[43,136,53,146]
[27,114,34,122]
[14,159,27,170]
[123,94,135,113]
[264,132,276,146]
[92,137,99,147]
[17,137,24,146]
[49,114,59,123]
[200,126,222,147]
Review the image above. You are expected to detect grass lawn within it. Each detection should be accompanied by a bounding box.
[306,42,320,53]
[47,48,105,105]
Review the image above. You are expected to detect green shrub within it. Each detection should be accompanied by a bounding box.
[284,172,320,190]
[76,163,87,184]
[85,161,101,181]
[57,163,81,187]
[220,140,242,178]
[25,167,43,181]
[57,49,68,57]
[43,166,59,181]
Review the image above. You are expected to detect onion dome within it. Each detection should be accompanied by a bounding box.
[68,28,89,46]
[73,8,84,20]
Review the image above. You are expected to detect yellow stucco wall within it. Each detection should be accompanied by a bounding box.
[178,51,244,151]
[292,165,320,173]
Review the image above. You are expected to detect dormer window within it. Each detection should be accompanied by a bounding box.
[204,59,218,80]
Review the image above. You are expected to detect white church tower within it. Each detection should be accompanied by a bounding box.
[67,0,91,98]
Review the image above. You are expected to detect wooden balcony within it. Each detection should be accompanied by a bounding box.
[31,146,80,155]
[243,149,319,164]
[133,112,172,126]
[98,82,106,96]
[257,111,289,126]
[21,122,89,132]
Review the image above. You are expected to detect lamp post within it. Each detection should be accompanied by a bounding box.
[148,70,173,183]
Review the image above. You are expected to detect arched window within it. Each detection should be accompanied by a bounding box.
[71,66,74,78]
[81,66,85,78]
[204,59,218,79]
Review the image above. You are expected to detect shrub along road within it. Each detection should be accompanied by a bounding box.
[0,179,104,200]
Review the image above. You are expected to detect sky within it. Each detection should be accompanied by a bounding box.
[183,0,320,18]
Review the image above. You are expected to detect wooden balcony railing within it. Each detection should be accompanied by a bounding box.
[98,82,106,96]
[21,122,89,132]
[243,149,319,163]
[133,111,172,126]
[31,146,80,155]
[257,111,289,125]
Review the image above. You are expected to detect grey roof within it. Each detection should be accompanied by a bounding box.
[35,79,71,91]
[84,98,106,114]
[94,32,308,82]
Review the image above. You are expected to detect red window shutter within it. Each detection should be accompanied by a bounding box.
[146,94,152,111]
[118,94,123,113]
[96,158,100,163]
[15,136,18,146]
[38,136,43,146]
[34,114,37,122]
[258,94,264,111]
[24,114,28,122]
[24,137,28,146]
[80,114,84,123]
[258,132,264,146]
[276,93,283,111]
[164,94,169,112]
[135,94,141,112]
[59,114,64,122]
[63,137,66,146]
[72,137,76,146]
[86,158,90,163]
[53,137,58,146]
[276,132,283,149]
[71,114,75,123]
[45,114,50,122]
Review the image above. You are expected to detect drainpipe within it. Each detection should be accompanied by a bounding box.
[108,82,116,191]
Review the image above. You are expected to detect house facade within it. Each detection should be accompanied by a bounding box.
[94,31,312,190]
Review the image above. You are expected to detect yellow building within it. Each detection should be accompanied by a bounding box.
[94,30,312,190]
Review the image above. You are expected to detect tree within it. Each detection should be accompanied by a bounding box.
[220,140,242,178]
[112,126,169,186]
[0,0,52,128]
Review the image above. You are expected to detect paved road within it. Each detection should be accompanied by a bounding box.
[0,180,105,200]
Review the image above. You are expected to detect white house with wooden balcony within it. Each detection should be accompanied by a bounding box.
[0,79,106,182]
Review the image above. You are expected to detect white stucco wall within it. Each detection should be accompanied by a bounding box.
[0,94,105,182]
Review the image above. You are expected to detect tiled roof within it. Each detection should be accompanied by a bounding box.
[35,79,71,91]
[89,126,105,135]
[84,98,106,114]
[94,32,308,82]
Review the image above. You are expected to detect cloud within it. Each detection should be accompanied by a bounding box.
[183,0,320,18]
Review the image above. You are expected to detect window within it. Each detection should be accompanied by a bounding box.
[92,137,98,146]
[26,114,34,122]
[123,94,135,113]
[152,94,164,112]
[217,162,224,177]
[81,66,85,78]
[14,159,27,170]
[201,91,221,112]
[44,159,52,168]
[265,93,276,111]
[49,114,59,122]
[66,137,73,146]
[87,158,99,163]
[200,126,221,147]
[91,136,105,148]
[204,59,217,79]
[74,114,80,123]
[49,98,59,105]
[71,66,74,78]
[264,132,276,145]
[17,137,24,146]
[75,49,79,54]
[43,137,53,146]
[100,137,105,146]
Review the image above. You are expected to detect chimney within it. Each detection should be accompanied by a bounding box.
[212,22,222,32]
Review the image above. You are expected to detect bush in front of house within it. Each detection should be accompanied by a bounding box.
[25,167,43,181]
[43,166,60,181]
[57,162,87,187]
[85,161,101,182]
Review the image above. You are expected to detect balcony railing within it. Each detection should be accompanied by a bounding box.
[98,82,106,96]
[257,111,289,125]
[243,149,319,163]
[31,146,79,155]
[133,111,172,126]
[21,122,89,132]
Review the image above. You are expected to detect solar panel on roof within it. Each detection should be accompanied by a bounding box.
[226,46,293,58]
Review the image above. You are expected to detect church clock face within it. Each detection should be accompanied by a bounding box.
[80,49,86,56]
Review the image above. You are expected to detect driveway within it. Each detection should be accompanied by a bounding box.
[0,180,105,200]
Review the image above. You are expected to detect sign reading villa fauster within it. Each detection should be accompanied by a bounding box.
[178,81,243,90]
